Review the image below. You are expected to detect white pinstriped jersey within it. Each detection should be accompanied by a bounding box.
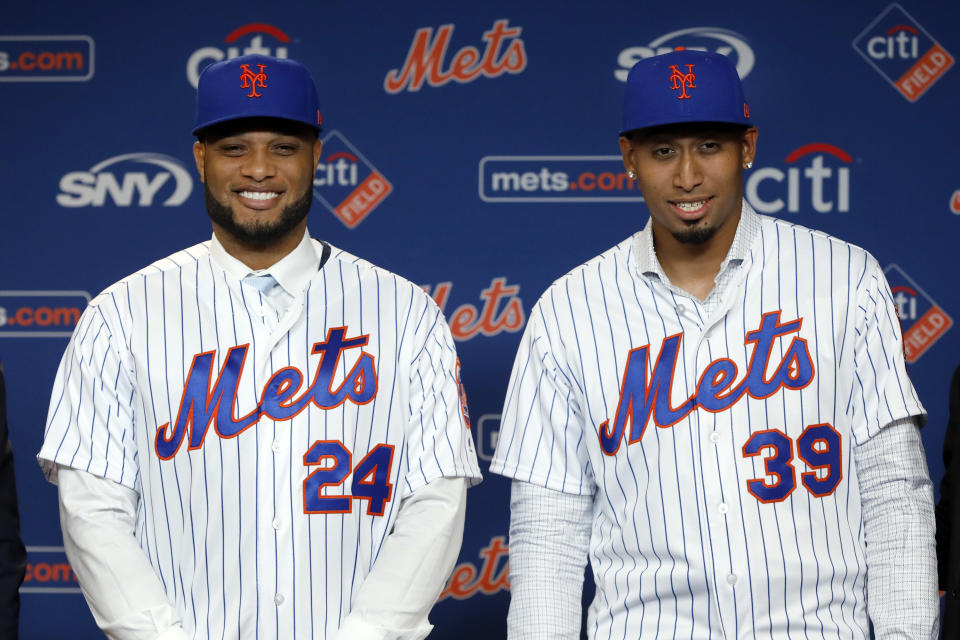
[39,238,481,639]
[491,205,924,639]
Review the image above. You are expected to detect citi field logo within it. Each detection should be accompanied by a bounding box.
[615,27,754,82]
[0,36,93,82]
[479,156,644,203]
[440,535,509,601]
[57,153,193,208]
[384,19,526,93]
[187,23,290,88]
[313,131,392,228]
[0,292,89,338]
[21,547,80,594]
[745,143,852,215]
[853,4,953,102]
[422,277,525,341]
[885,264,952,363]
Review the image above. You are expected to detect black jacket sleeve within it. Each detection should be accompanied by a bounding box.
[0,363,26,640]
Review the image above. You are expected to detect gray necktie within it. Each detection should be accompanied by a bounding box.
[244,273,278,297]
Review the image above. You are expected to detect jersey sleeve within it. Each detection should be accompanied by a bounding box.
[38,296,139,490]
[490,300,595,496]
[402,301,481,496]
[847,257,926,445]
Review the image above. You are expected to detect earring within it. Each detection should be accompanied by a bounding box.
[745,161,753,169]
[628,171,636,179]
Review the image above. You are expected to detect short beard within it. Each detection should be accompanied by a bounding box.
[205,184,312,246]
[671,222,719,245]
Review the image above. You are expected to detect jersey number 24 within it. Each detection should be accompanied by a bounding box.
[303,441,395,516]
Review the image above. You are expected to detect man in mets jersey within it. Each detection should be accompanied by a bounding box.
[39,54,481,640]
[491,49,938,638]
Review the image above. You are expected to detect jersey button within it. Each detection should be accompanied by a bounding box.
[726,573,738,586]
[717,503,729,515]
[271,441,281,453]
[272,518,282,530]
[274,593,284,605]
[709,431,721,444]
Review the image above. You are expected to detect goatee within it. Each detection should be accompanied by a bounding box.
[205,185,312,246]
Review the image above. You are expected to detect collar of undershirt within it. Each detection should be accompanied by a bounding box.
[209,227,323,298]
[635,200,760,286]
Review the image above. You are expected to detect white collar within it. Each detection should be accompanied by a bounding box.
[208,228,321,298]
[635,200,760,282]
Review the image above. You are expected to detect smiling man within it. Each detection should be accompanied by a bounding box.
[491,49,938,638]
[39,54,480,640]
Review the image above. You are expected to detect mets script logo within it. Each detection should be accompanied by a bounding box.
[155,327,377,459]
[669,63,696,99]
[600,311,813,455]
[240,63,267,97]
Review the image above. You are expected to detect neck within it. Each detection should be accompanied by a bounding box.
[212,221,307,271]
[652,207,741,302]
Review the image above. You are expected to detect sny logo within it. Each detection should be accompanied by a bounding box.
[884,264,952,363]
[669,63,696,99]
[57,152,193,208]
[239,63,267,97]
[853,4,954,102]
[385,19,526,93]
[616,27,754,82]
[313,131,392,228]
[745,143,852,215]
[187,23,290,88]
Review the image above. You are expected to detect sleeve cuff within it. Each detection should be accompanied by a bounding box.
[155,626,191,640]
[334,614,432,640]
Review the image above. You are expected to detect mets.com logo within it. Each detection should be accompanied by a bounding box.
[0,292,89,338]
[0,36,93,82]
[615,27,754,82]
[853,4,953,102]
[479,157,643,203]
[187,23,291,88]
[57,153,193,208]
[20,547,80,594]
[314,131,392,228]
[884,264,952,363]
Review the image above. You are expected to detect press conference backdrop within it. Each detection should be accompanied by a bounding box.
[1,1,958,637]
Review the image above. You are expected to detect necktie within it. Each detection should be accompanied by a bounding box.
[244,273,278,297]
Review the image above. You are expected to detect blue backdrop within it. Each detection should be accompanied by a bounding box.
[2,1,958,637]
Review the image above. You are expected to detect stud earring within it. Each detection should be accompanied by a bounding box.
[745,161,753,169]
[628,171,636,179]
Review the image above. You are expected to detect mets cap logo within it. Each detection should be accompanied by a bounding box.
[669,63,696,99]
[240,63,267,97]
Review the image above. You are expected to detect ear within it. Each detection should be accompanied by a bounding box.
[740,127,758,168]
[193,141,206,183]
[618,135,635,175]
[312,139,323,172]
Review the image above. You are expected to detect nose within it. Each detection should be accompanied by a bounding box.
[673,151,703,192]
[241,146,276,181]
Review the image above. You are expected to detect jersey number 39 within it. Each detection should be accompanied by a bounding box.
[742,423,841,503]
[303,441,395,516]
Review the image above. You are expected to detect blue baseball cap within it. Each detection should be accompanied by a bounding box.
[620,49,751,136]
[193,54,322,136]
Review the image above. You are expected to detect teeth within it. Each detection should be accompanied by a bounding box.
[676,200,706,212]
[239,191,279,200]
